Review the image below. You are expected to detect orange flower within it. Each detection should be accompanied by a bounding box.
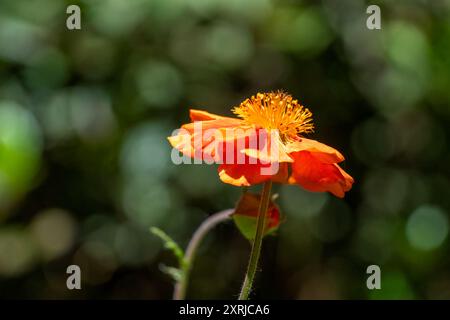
[168,91,354,198]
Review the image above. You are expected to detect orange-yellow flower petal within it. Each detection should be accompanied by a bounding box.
[169,111,294,165]
[168,120,250,162]
[241,129,293,163]
[167,131,196,158]
[189,109,237,122]
[288,151,353,198]
[286,138,344,164]
[181,118,243,133]
[219,162,288,187]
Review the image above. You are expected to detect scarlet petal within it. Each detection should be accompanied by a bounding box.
[289,151,354,198]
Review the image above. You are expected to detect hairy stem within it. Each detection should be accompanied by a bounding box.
[239,180,272,300]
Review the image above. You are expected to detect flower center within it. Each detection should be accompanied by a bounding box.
[232,91,314,143]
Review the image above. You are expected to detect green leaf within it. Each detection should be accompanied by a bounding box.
[150,227,185,266]
[233,214,278,241]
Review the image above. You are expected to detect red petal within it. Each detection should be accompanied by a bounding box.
[289,151,353,198]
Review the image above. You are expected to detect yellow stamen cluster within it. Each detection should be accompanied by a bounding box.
[232,91,314,143]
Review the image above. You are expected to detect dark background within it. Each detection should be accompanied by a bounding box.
[0,0,449,299]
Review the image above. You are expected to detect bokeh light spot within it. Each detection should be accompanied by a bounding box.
[29,208,77,261]
[406,205,448,251]
[120,122,172,179]
[0,101,42,214]
[135,60,183,109]
[0,228,37,277]
[280,185,329,219]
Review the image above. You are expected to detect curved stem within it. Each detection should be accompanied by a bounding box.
[173,209,233,300]
[239,180,272,300]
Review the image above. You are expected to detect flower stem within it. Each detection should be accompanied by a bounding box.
[173,209,233,300]
[239,180,273,300]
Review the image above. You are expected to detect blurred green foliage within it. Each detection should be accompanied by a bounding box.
[0,0,449,299]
